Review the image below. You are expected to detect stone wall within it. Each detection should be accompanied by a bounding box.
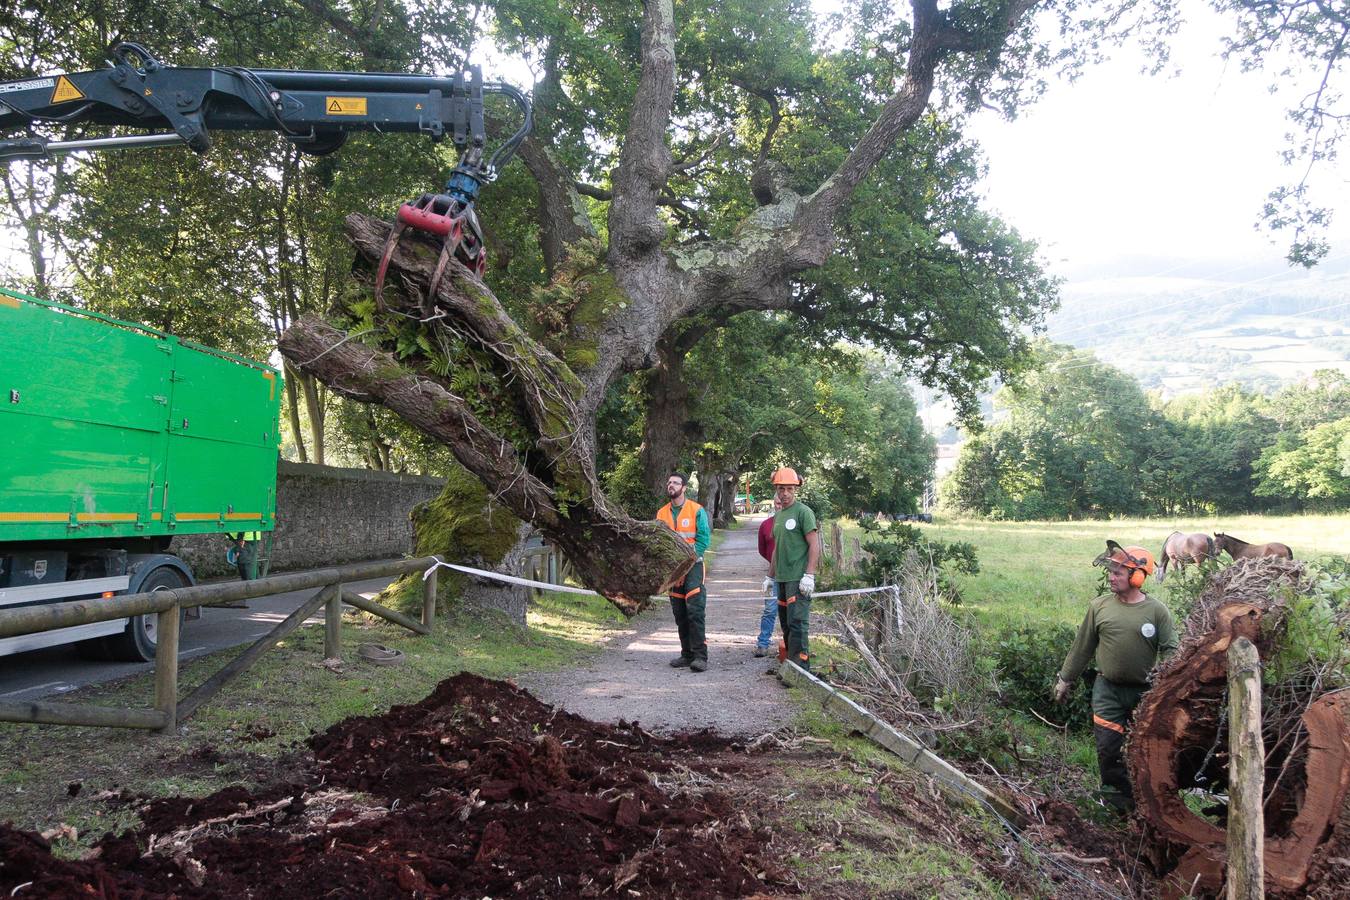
[173,461,444,579]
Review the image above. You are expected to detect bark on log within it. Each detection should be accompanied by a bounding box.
[1128,559,1350,898]
[279,219,694,614]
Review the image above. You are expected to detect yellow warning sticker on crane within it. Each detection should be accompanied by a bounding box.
[50,76,85,104]
[325,96,367,116]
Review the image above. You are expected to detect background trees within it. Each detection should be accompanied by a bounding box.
[942,352,1350,519]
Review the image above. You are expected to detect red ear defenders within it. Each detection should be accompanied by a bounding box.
[1129,567,1146,589]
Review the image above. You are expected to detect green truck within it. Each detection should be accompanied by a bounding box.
[0,287,281,660]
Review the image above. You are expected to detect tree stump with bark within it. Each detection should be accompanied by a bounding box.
[1127,558,1350,898]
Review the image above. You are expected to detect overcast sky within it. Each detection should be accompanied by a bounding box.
[968,7,1350,286]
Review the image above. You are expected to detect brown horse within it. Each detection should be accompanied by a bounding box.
[1158,531,1215,582]
[1214,532,1294,561]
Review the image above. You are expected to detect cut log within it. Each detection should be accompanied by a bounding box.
[1127,558,1350,898]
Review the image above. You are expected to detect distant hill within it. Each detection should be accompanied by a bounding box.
[1045,262,1350,397]
[910,260,1350,440]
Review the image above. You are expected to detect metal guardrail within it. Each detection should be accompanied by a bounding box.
[0,555,440,734]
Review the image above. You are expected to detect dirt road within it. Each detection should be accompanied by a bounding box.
[521,517,797,736]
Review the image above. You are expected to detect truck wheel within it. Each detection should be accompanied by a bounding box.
[104,567,187,662]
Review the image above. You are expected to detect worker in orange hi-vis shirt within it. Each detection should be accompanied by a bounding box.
[656,472,711,672]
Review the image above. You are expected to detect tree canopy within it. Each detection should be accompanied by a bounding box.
[2,0,1071,607]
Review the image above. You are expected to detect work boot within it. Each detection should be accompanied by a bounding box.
[669,655,692,668]
[690,658,708,672]
[752,646,769,658]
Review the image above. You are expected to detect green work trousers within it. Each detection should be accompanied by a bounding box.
[776,580,811,669]
[236,540,259,581]
[669,559,707,662]
[1092,676,1146,810]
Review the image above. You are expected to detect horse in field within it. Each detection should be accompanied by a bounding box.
[1157,531,1215,581]
[1214,532,1294,561]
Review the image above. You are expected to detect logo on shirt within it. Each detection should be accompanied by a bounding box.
[785,518,797,530]
[681,518,690,527]
[1141,623,1156,638]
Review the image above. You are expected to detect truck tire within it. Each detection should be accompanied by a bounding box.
[103,567,187,662]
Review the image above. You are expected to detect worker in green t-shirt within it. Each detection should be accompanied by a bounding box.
[1054,540,1179,813]
[766,467,820,670]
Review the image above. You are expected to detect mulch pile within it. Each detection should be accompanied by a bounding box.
[0,674,791,898]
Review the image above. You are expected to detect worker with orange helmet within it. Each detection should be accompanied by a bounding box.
[657,472,712,672]
[1055,540,1179,813]
[766,466,821,670]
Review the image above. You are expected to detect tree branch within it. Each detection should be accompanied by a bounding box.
[518,135,597,274]
[608,0,676,256]
[280,315,562,526]
[343,213,589,475]
[787,0,1039,266]
[513,42,597,274]
[576,181,709,231]
[670,132,728,174]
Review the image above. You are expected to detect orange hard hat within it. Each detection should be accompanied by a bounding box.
[1094,540,1156,576]
[771,467,803,486]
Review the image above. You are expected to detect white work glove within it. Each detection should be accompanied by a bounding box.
[762,576,775,594]
[800,573,816,595]
[1053,677,1073,704]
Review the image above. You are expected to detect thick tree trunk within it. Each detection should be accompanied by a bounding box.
[638,338,693,492]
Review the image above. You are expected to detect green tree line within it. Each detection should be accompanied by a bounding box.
[942,342,1350,519]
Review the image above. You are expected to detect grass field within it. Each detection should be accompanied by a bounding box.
[907,513,1350,631]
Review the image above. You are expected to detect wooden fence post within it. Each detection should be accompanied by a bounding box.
[324,580,343,659]
[153,601,181,735]
[1227,636,1265,900]
[422,568,437,628]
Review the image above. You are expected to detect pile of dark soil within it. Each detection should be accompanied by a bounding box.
[0,674,791,898]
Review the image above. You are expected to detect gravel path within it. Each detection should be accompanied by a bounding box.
[520,517,798,737]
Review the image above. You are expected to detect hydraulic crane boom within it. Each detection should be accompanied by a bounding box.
[0,42,532,293]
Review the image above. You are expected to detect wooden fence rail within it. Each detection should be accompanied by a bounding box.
[0,555,440,734]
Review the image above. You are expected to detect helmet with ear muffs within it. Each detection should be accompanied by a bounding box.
[1093,540,1156,589]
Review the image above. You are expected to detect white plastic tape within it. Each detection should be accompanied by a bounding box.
[422,556,892,601]
[811,585,896,599]
[422,557,603,596]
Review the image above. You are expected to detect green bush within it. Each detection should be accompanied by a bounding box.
[1268,557,1350,687]
[858,520,978,603]
[987,622,1092,732]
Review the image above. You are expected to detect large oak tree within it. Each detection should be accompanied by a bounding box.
[277,0,1050,610]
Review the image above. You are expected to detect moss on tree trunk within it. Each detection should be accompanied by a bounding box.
[378,465,525,618]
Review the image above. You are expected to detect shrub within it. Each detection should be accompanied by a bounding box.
[987,622,1092,732]
[858,520,978,603]
[602,451,660,519]
[1268,557,1350,688]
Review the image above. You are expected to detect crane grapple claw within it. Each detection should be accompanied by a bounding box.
[373,192,489,316]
